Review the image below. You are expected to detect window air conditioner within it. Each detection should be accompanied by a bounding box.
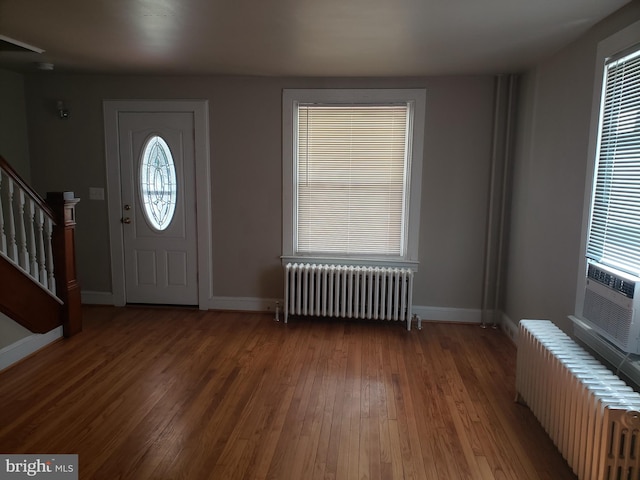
[582,261,640,354]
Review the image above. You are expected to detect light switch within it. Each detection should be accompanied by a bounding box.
[89,187,105,200]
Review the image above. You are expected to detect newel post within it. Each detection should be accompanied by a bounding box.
[47,191,82,337]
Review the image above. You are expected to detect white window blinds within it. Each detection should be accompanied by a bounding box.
[295,104,411,256]
[587,46,640,275]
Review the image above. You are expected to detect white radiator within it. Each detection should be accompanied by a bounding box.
[516,319,640,480]
[283,263,417,330]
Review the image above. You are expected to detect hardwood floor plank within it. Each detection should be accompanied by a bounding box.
[392,347,432,480]
[0,307,578,480]
[445,394,486,480]
[347,338,362,480]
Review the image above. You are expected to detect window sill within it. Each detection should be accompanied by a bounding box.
[570,315,640,391]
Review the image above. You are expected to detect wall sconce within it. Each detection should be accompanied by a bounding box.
[57,100,70,119]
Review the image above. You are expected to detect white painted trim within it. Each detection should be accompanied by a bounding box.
[81,290,114,305]
[499,311,519,344]
[208,296,485,326]
[103,100,212,310]
[0,34,44,54]
[411,305,481,323]
[209,296,281,313]
[0,326,63,372]
[575,19,640,318]
[571,315,640,390]
[76,289,489,328]
[282,89,425,264]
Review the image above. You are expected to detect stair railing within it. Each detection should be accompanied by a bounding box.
[0,155,81,336]
[0,156,58,299]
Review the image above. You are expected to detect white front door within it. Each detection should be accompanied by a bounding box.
[117,111,198,305]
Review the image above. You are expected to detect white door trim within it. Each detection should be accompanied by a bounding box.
[103,100,212,309]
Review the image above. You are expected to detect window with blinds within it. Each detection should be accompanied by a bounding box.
[282,89,425,266]
[296,104,410,256]
[587,45,640,276]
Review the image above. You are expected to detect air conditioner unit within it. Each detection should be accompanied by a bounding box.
[581,261,640,354]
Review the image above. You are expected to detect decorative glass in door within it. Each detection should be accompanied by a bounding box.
[139,135,177,231]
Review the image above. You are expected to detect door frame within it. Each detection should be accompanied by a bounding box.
[103,100,212,309]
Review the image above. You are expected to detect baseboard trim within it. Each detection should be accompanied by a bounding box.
[79,292,282,313]
[79,292,489,327]
[0,326,63,372]
[209,296,281,314]
[81,291,114,305]
[207,299,483,324]
[412,305,482,324]
[499,312,519,344]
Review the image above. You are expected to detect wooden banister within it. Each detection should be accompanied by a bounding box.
[0,155,54,220]
[0,155,82,337]
[46,192,82,337]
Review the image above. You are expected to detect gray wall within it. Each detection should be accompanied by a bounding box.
[0,314,30,350]
[505,2,640,332]
[0,69,30,181]
[23,75,495,309]
[0,69,33,346]
[14,3,640,323]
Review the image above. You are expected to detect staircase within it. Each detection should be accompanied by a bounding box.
[0,155,81,337]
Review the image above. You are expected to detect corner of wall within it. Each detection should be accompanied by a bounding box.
[499,311,519,344]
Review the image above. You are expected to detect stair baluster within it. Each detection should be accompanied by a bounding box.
[0,155,82,336]
[6,178,18,261]
[17,190,29,271]
[45,216,55,295]
[0,171,6,254]
[37,208,48,289]
[28,198,39,278]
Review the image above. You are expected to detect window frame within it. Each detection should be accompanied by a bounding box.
[282,88,426,270]
[139,134,178,232]
[585,45,640,276]
[576,19,640,316]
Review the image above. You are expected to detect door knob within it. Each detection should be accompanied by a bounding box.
[124,204,131,210]
[122,217,131,224]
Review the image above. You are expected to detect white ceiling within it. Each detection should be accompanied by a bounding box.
[0,0,631,76]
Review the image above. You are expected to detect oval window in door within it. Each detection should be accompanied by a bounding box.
[140,135,177,231]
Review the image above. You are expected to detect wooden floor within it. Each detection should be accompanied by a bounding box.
[0,306,576,480]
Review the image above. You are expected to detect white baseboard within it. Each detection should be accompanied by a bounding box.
[81,291,114,305]
[207,299,483,324]
[0,326,63,372]
[209,296,281,313]
[412,305,482,323]
[79,291,281,313]
[80,292,488,328]
[500,312,519,344]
